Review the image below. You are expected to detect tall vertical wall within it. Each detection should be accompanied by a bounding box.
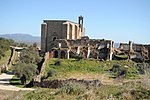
[41,23,47,53]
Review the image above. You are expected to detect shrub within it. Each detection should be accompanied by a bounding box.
[110,64,127,78]
[76,54,84,61]
[13,62,37,84]
[60,82,86,95]
[130,86,150,99]
[54,60,61,66]
[47,69,58,77]
[111,64,121,73]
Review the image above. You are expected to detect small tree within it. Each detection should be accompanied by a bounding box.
[19,47,41,64]
[13,62,36,84]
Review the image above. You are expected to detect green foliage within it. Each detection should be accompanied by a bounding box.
[59,82,86,95]
[0,38,15,59]
[23,82,150,100]
[18,43,28,47]
[0,50,11,66]
[110,64,127,78]
[10,76,24,88]
[42,69,58,80]
[44,59,141,79]
[13,62,37,84]
[54,60,61,66]
[115,54,128,59]
[19,47,41,64]
[12,46,41,84]
[131,86,150,99]
[23,88,56,100]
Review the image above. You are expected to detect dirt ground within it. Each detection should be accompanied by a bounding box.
[0,90,20,100]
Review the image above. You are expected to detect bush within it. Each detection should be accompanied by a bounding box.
[59,82,86,95]
[13,62,37,84]
[130,86,150,99]
[136,63,150,74]
[111,64,121,73]
[110,64,127,78]
[19,48,41,64]
[54,60,61,66]
[0,38,15,59]
[47,69,57,77]
[76,54,84,61]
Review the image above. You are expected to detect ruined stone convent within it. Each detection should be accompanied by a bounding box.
[41,16,114,60]
[41,16,150,61]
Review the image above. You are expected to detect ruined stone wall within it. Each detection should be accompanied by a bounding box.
[119,42,150,60]
[34,52,49,82]
[41,20,84,52]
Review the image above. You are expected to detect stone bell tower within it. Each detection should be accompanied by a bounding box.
[78,16,84,36]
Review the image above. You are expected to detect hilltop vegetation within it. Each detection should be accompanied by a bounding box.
[44,59,141,80]
[12,46,41,85]
[22,59,150,100]
[1,38,150,99]
[0,38,15,59]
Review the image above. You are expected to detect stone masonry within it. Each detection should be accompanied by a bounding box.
[41,16,85,52]
[41,16,114,60]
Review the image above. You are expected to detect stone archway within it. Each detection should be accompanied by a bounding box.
[53,50,58,58]
[60,51,66,59]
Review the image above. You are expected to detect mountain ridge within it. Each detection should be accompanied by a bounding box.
[0,33,40,45]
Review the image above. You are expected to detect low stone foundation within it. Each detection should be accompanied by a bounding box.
[34,78,102,89]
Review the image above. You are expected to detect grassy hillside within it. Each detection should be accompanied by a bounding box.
[0,50,11,66]
[23,80,150,100]
[22,59,150,99]
[44,58,138,80]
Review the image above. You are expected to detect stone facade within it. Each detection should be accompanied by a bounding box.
[41,16,114,60]
[41,16,85,52]
[51,38,114,60]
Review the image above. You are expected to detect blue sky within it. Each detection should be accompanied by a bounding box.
[0,0,150,44]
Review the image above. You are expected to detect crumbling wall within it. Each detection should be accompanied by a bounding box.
[119,41,150,61]
[34,52,49,82]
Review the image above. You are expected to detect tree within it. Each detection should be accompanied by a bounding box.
[19,43,28,47]
[13,62,36,84]
[19,47,41,64]
[0,38,15,59]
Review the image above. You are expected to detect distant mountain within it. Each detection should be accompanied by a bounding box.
[0,33,40,45]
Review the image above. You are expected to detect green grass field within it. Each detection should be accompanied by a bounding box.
[22,59,150,99]
[44,58,139,80]
[10,76,25,88]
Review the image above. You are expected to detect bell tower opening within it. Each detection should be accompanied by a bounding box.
[78,15,84,32]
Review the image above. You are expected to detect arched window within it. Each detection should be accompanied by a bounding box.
[61,51,66,58]
[53,37,57,41]
[53,50,58,58]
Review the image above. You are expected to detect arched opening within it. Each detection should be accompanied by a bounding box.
[53,50,58,58]
[98,47,109,60]
[53,37,57,41]
[60,51,66,59]
[82,49,87,58]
